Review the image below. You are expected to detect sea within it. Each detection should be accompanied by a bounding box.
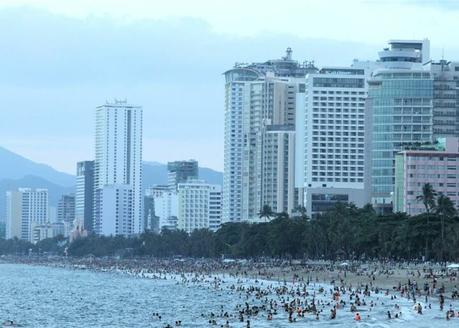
[0,263,457,327]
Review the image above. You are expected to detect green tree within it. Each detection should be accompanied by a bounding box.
[435,194,457,261]
[416,183,437,213]
[258,204,274,222]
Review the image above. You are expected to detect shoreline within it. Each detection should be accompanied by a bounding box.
[2,256,459,326]
[2,255,458,297]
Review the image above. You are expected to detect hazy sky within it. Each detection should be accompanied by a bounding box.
[1,0,459,174]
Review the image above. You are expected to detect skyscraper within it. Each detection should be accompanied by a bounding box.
[94,100,143,236]
[367,40,433,214]
[6,188,49,242]
[223,49,316,222]
[75,160,94,233]
[296,67,368,217]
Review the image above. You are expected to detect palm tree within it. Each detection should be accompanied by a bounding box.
[258,205,274,222]
[416,183,437,213]
[435,194,457,261]
[416,183,437,260]
[436,194,457,218]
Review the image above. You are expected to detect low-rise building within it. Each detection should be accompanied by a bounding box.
[146,186,178,232]
[394,137,459,215]
[32,222,54,244]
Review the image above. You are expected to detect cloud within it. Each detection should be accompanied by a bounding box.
[0,6,458,173]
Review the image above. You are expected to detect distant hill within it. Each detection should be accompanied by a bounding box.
[0,147,223,221]
[0,147,75,187]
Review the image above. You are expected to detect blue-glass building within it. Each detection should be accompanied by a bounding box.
[367,40,433,214]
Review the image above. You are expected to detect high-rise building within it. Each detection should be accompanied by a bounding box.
[208,185,223,231]
[75,161,95,233]
[57,194,75,236]
[94,100,143,236]
[394,137,459,215]
[177,180,222,233]
[367,40,433,214]
[96,184,133,236]
[429,60,459,139]
[167,160,199,189]
[296,67,368,217]
[223,49,316,222]
[6,188,48,242]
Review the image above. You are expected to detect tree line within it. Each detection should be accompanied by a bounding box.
[1,183,458,262]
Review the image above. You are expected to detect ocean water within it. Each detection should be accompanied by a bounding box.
[0,263,457,327]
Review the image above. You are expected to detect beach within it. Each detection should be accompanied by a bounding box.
[1,256,459,327]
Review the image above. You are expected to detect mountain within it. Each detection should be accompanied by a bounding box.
[0,147,75,187]
[0,147,223,221]
[142,161,223,187]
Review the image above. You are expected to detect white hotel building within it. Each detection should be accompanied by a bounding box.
[296,67,368,217]
[94,100,143,236]
[146,185,178,232]
[177,180,222,233]
[6,188,49,242]
[223,49,316,222]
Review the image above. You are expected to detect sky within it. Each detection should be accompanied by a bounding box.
[0,0,459,174]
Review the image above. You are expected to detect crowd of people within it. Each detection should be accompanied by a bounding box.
[2,256,459,326]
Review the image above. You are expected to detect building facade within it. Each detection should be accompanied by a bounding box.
[94,100,143,236]
[367,40,433,214]
[223,49,316,222]
[57,194,75,237]
[144,195,157,232]
[146,185,178,232]
[429,60,459,139]
[75,160,94,233]
[6,188,49,242]
[394,138,459,215]
[95,185,133,236]
[32,223,54,244]
[177,180,222,233]
[296,67,368,217]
